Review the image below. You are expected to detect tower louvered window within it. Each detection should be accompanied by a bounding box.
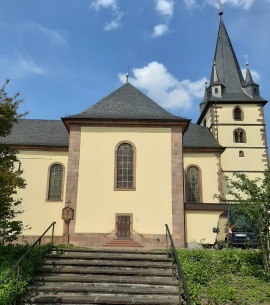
[48,164,63,200]
[186,166,201,203]
[116,143,134,189]
[233,107,243,121]
[234,129,246,143]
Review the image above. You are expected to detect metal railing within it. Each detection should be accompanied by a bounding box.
[0,221,56,304]
[104,229,115,237]
[165,224,191,305]
[133,229,145,238]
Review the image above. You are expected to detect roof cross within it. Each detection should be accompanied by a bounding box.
[218,0,223,16]
[126,65,129,83]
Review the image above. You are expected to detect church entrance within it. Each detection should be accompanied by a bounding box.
[116,215,131,240]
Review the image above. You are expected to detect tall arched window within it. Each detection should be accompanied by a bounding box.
[233,106,243,121]
[234,129,246,143]
[116,143,134,189]
[186,166,201,203]
[48,164,63,200]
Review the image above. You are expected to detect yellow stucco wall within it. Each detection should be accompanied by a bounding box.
[75,127,172,235]
[183,153,220,203]
[217,104,263,124]
[221,149,266,171]
[217,125,263,147]
[15,150,68,236]
[185,210,222,244]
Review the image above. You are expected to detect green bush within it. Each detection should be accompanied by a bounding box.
[178,249,270,305]
[0,244,51,305]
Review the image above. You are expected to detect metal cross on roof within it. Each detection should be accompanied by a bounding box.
[218,0,223,16]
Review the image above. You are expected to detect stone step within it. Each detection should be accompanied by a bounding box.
[47,252,169,262]
[19,249,183,305]
[27,283,179,295]
[103,240,143,247]
[24,290,178,298]
[44,259,171,268]
[38,266,172,276]
[33,274,178,286]
[51,248,167,255]
[19,294,180,304]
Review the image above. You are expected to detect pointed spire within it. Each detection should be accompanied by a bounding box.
[212,61,220,83]
[210,16,245,95]
[245,62,257,86]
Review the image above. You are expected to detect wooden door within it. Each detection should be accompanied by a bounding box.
[116,216,131,240]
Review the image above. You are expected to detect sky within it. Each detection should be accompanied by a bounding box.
[0,0,270,147]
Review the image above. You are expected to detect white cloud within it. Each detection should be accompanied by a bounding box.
[119,61,207,110]
[27,21,68,47]
[185,0,255,10]
[183,0,198,9]
[155,0,174,17]
[152,24,169,37]
[90,0,123,31]
[91,0,117,10]
[0,54,45,79]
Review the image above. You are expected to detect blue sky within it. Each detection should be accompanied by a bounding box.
[1,0,270,146]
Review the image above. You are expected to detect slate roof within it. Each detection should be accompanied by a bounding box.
[200,18,265,104]
[0,119,69,147]
[0,119,221,149]
[183,123,222,148]
[65,83,185,121]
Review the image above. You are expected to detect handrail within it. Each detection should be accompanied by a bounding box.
[133,229,145,238]
[104,229,115,237]
[0,221,56,303]
[165,224,191,305]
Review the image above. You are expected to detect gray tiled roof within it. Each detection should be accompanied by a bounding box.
[0,119,69,147]
[0,120,221,149]
[210,18,245,96]
[205,18,265,104]
[65,83,185,121]
[183,123,222,148]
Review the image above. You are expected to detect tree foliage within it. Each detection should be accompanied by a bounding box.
[223,168,270,274]
[0,80,26,245]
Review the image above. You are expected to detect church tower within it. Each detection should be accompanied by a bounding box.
[197,11,269,198]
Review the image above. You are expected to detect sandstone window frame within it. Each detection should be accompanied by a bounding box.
[47,163,65,201]
[233,106,244,121]
[185,165,202,203]
[233,128,246,143]
[114,141,136,191]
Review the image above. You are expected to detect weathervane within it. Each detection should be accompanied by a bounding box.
[218,0,223,16]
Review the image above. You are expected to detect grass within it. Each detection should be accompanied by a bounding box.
[0,243,51,305]
[178,248,270,305]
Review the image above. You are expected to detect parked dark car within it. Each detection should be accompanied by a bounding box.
[213,208,258,249]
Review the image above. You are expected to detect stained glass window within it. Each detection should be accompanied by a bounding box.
[48,164,63,200]
[116,143,133,188]
[186,166,201,203]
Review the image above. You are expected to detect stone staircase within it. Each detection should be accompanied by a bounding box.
[18,248,182,305]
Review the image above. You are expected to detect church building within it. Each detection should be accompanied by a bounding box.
[1,13,268,248]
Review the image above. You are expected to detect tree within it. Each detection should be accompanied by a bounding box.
[0,80,26,245]
[222,168,270,274]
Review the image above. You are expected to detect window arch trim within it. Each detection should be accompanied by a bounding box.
[233,128,247,143]
[114,141,136,191]
[233,106,244,121]
[185,165,203,203]
[46,162,65,201]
